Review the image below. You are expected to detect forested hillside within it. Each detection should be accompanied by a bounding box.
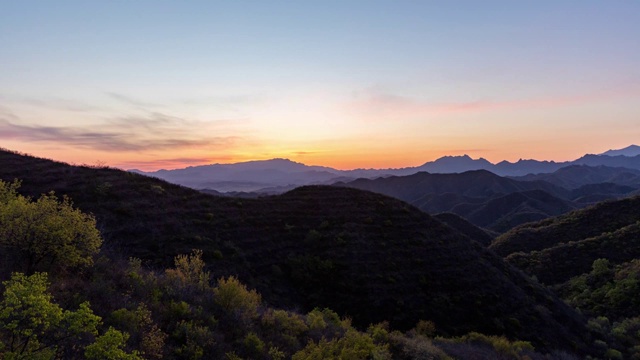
[492,197,640,358]
[0,149,613,358]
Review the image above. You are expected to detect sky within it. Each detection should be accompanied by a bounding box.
[1,1,639,171]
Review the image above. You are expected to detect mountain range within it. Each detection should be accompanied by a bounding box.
[132,145,640,193]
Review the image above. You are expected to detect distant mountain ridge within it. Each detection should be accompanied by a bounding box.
[600,144,640,157]
[511,165,640,189]
[132,145,640,192]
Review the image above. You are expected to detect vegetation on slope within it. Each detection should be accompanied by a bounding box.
[488,195,640,359]
[554,259,640,359]
[491,196,640,258]
[506,222,640,285]
[0,179,593,359]
[0,149,603,355]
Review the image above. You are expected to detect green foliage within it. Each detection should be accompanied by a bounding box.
[414,320,436,337]
[592,258,612,277]
[165,249,211,291]
[0,272,101,358]
[109,303,167,360]
[561,259,640,321]
[0,180,102,274]
[305,309,327,332]
[0,179,20,203]
[171,320,215,360]
[85,327,142,360]
[213,276,261,320]
[604,348,623,360]
[268,346,286,360]
[611,317,640,359]
[261,308,308,337]
[242,332,265,357]
[367,322,390,344]
[225,351,243,360]
[389,331,452,360]
[448,332,534,359]
[292,329,391,360]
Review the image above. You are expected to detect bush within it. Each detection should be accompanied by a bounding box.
[0,180,102,274]
[165,249,211,292]
[0,272,102,358]
[213,276,261,321]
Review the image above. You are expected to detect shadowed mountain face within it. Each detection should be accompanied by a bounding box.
[453,189,576,233]
[511,165,640,190]
[433,212,495,246]
[491,196,640,285]
[338,170,575,232]
[0,148,595,353]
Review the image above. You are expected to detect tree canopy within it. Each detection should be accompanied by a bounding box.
[0,180,102,274]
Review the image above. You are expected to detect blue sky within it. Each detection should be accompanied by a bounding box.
[1,1,639,170]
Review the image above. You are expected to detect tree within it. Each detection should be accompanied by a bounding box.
[213,276,261,321]
[0,272,101,359]
[84,327,142,360]
[165,249,211,291]
[0,180,102,274]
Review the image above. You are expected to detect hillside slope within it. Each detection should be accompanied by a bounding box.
[491,196,640,285]
[506,222,640,285]
[491,196,640,257]
[340,170,574,232]
[0,149,595,352]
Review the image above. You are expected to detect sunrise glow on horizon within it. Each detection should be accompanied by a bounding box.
[1,2,639,171]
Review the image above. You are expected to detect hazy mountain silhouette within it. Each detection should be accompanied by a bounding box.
[415,154,494,173]
[570,182,638,204]
[511,165,640,189]
[132,145,640,193]
[132,158,348,192]
[600,144,640,157]
[572,153,640,169]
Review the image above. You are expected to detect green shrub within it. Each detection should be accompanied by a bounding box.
[292,329,391,360]
[0,272,102,358]
[85,327,142,360]
[165,250,211,291]
[0,180,102,274]
[213,276,261,320]
[414,320,436,337]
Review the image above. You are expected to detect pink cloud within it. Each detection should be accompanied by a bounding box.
[346,84,640,120]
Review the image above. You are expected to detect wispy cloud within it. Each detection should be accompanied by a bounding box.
[106,92,264,114]
[0,105,19,121]
[106,92,164,109]
[292,151,318,155]
[116,156,236,170]
[347,85,640,121]
[0,111,246,152]
[0,94,103,113]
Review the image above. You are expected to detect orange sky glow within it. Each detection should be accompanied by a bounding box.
[1,2,639,171]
